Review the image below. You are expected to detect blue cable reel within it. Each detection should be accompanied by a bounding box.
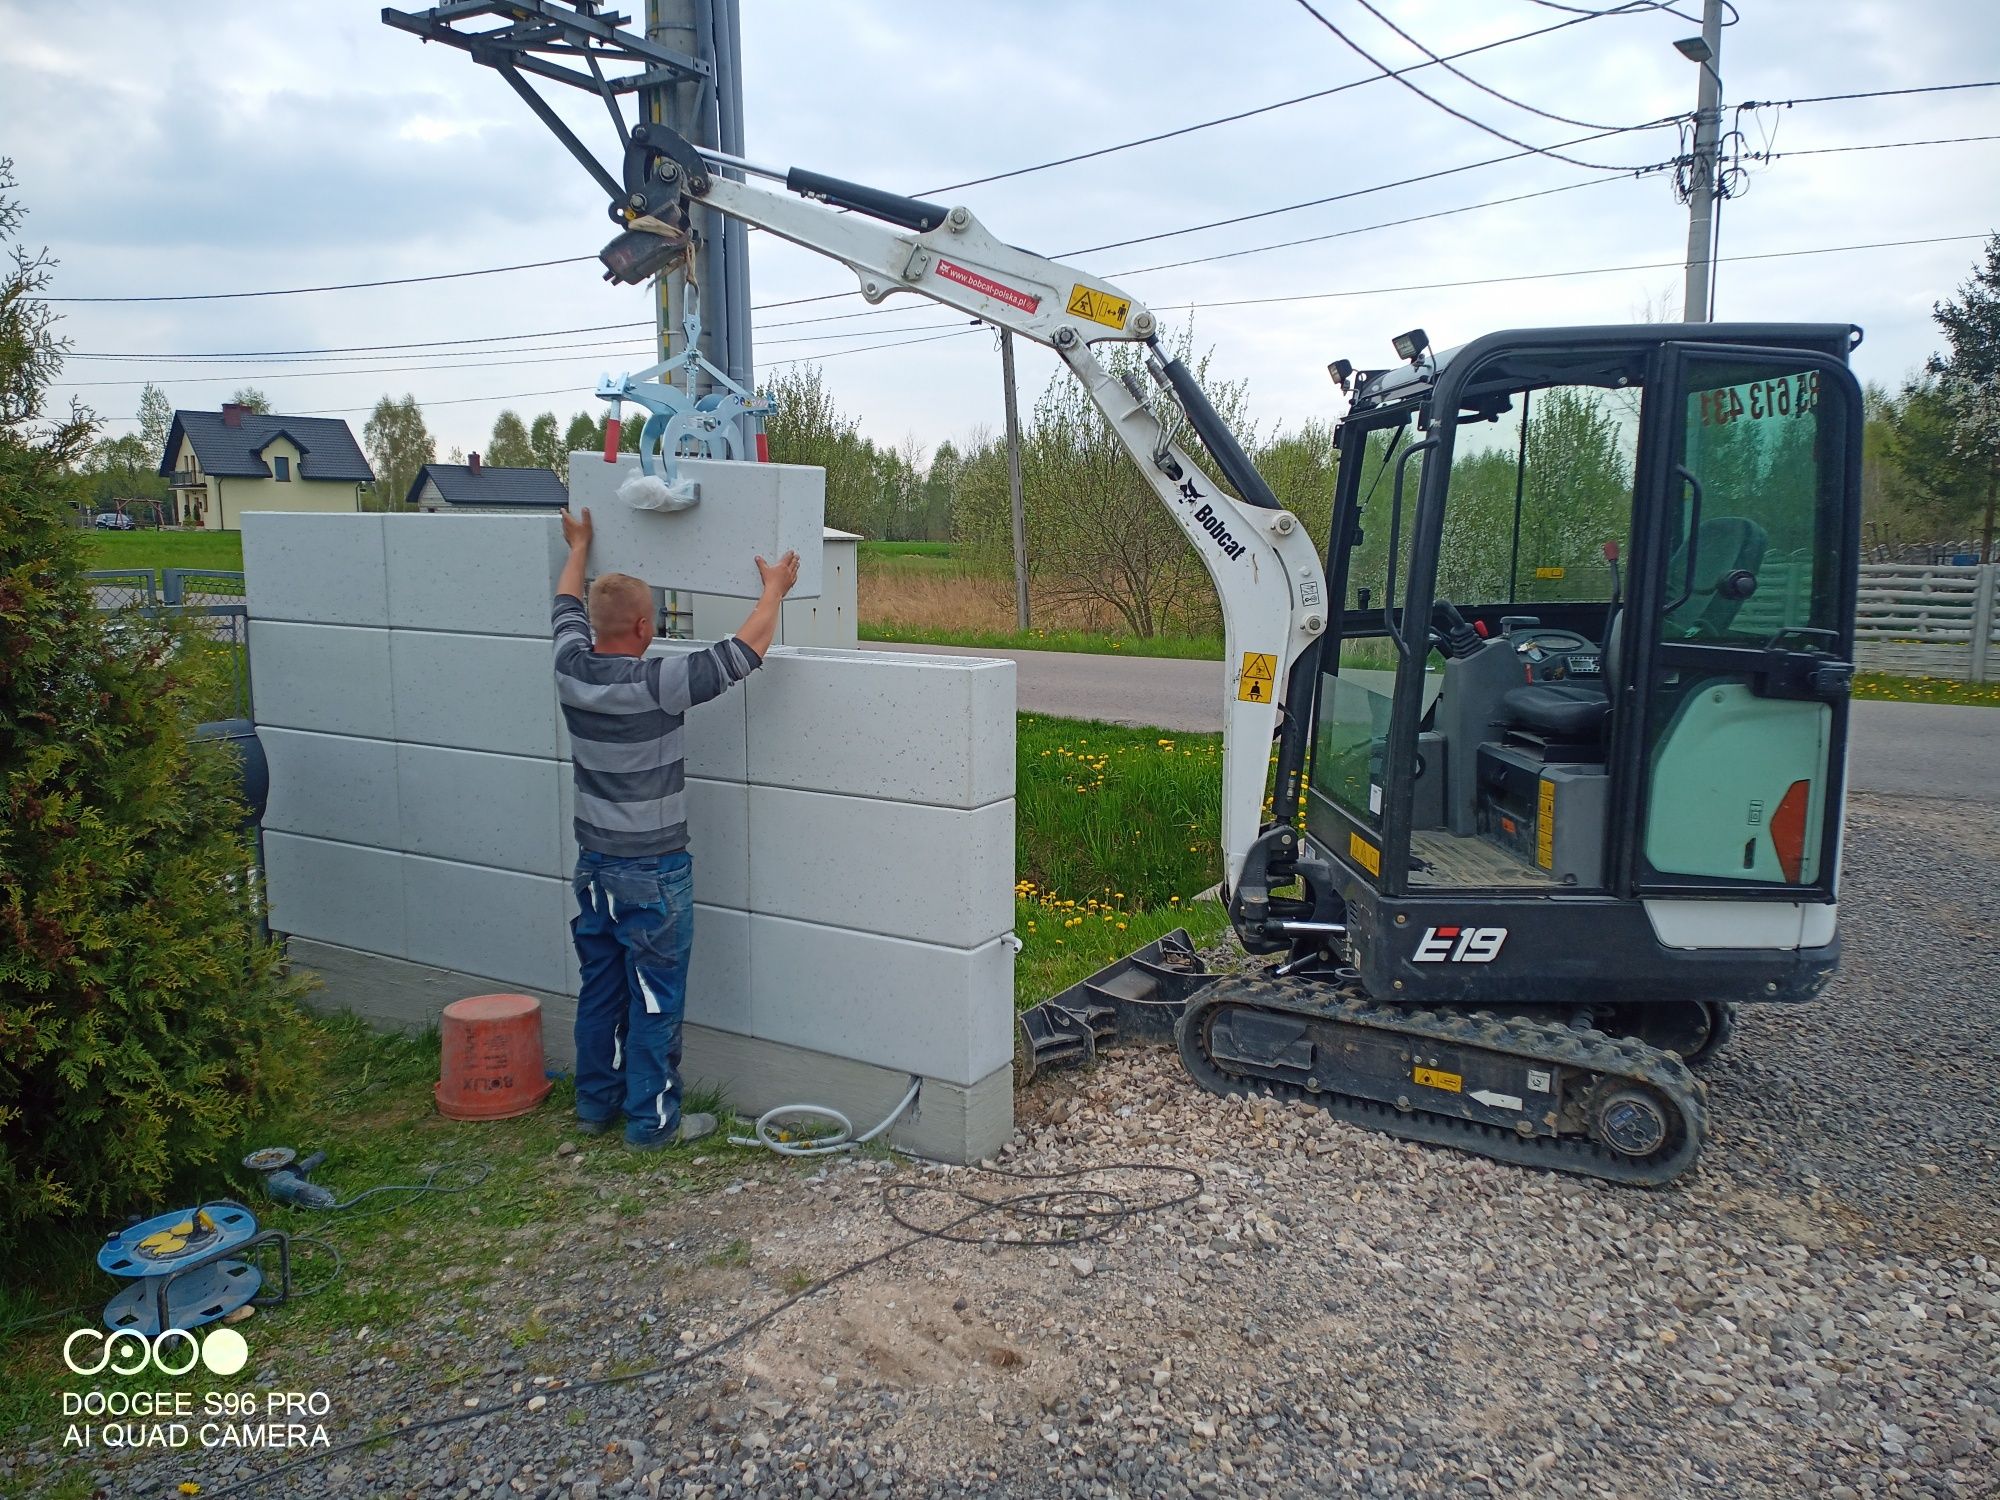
[96,1202,289,1335]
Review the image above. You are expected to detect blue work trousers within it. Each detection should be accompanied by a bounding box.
[570,850,695,1145]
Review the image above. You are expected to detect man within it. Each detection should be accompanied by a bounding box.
[554,506,800,1148]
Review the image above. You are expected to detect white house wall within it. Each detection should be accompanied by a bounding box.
[242,504,1015,1161]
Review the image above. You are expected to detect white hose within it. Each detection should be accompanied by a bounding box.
[727,1076,922,1158]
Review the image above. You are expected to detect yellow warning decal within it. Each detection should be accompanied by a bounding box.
[1348,831,1381,876]
[1237,651,1278,703]
[1534,565,1566,580]
[1066,284,1131,330]
[1536,777,1556,870]
[1414,1066,1463,1093]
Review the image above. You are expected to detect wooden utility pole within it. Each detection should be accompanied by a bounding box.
[1000,330,1030,631]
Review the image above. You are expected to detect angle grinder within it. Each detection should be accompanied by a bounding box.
[242,1146,339,1210]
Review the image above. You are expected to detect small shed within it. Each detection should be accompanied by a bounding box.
[408,454,568,512]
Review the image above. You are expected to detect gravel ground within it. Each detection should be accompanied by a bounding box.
[87,791,2000,1499]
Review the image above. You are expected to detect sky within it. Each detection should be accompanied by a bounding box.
[2,0,1995,468]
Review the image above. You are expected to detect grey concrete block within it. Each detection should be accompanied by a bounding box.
[746,646,1014,807]
[402,854,570,994]
[568,453,823,600]
[385,512,567,637]
[747,786,1014,947]
[390,630,561,758]
[250,622,395,740]
[747,912,1015,1086]
[261,728,400,849]
[686,903,751,1037]
[242,513,387,626]
[556,774,748,910]
[399,744,563,876]
[264,832,407,957]
[286,936,1014,1161]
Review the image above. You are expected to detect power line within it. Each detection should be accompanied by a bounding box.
[45,256,595,306]
[65,321,957,373]
[1065,132,1672,257]
[1111,176,1628,278]
[78,327,986,419]
[1175,231,1993,312]
[82,234,1984,424]
[1285,0,1663,172]
[1746,134,2000,161]
[915,5,1660,196]
[1523,0,1739,23]
[1346,0,1633,133]
[1738,80,2000,110]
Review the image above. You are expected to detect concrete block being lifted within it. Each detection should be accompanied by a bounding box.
[261,728,400,850]
[249,622,395,740]
[263,832,408,958]
[747,786,1014,948]
[568,453,824,601]
[242,513,387,627]
[746,913,1015,1086]
[746,647,1015,808]
[385,512,567,637]
[402,853,570,994]
[399,743,563,876]
[390,630,561,759]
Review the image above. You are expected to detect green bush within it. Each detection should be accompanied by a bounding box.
[0,164,305,1255]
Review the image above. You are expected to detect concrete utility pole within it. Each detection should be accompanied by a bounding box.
[644,0,754,406]
[1679,0,1724,322]
[1000,330,1031,631]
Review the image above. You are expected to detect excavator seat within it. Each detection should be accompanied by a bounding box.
[1500,681,1609,739]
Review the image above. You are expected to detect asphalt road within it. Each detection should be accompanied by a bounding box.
[860,641,1999,804]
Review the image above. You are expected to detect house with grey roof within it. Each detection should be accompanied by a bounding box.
[406,453,569,512]
[159,403,374,530]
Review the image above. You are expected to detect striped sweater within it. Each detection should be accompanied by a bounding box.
[553,594,762,858]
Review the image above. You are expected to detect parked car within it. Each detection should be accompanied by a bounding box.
[94,511,136,530]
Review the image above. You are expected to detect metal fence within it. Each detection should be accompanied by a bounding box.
[85,569,251,718]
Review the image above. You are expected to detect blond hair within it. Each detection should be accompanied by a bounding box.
[588,572,654,638]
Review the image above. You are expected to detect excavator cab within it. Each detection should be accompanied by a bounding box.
[1286,323,1862,1049]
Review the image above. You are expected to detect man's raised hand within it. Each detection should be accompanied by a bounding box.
[562,507,594,554]
[756,550,802,598]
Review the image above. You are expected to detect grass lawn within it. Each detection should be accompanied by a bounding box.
[1852,671,2000,708]
[83,529,243,577]
[863,623,1226,661]
[1011,714,1230,1009]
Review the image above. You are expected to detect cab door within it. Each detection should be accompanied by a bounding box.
[1619,345,1862,900]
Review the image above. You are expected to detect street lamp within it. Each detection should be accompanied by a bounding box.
[1676,13,1723,321]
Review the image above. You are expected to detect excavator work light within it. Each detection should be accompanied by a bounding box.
[1327,358,1354,391]
[1392,328,1429,365]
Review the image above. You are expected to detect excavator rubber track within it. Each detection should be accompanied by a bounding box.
[1177,974,1708,1187]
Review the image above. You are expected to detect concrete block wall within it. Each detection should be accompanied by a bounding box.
[243,507,1016,1161]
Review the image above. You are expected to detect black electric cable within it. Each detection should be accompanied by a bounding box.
[1738,79,2000,110]
[1747,133,2000,161]
[914,4,1656,197]
[1523,0,1739,24]
[183,1160,1203,1499]
[46,256,596,306]
[1287,0,1661,172]
[1347,0,1651,133]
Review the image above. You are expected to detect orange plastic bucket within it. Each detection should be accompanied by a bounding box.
[435,994,553,1120]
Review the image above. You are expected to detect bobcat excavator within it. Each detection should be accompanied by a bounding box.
[389,3,1862,1186]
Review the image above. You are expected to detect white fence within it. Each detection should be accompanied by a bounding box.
[1854,562,1999,682]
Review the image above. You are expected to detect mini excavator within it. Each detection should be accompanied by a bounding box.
[388,3,1862,1185]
